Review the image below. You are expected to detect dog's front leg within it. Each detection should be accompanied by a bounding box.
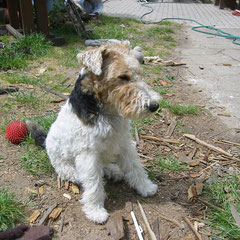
[75,153,109,224]
[119,140,158,197]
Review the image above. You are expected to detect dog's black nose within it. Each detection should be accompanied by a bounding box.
[148,102,159,112]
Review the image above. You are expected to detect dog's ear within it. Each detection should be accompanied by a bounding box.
[77,45,108,76]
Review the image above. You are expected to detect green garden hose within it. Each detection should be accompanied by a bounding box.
[140,3,240,45]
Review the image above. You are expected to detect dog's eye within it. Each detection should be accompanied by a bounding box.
[119,75,131,81]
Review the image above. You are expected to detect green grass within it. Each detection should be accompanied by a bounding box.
[20,147,54,176]
[2,74,38,85]
[205,175,240,240]
[0,189,25,231]
[157,154,188,171]
[0,34,52,70]
[159,99,200,115]
[11,92,41,108]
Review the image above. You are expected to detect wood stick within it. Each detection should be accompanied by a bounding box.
[183,216,203,240]
[158,214,183,229]
[197,198,225,212]
[152,218,162,240]
[217,140,240,147]
[38,203,58,225]
[165,119,176,137]
[135,126,140,145]
[137,201,157,240]
[141,135,180,145]
[39,84,68,100]
[184,134,233,158]
[138,153,155,161]
[59,215,65,232]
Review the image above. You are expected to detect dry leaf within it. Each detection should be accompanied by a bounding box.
[188,184,197,202]
[71,184,80,194]
[194,221,205,231]
[49,208,62,221]
[28,210,41,223]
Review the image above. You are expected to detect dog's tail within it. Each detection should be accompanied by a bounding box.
[26,120,47,148]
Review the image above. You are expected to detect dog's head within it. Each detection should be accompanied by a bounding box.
[76,41,161,121]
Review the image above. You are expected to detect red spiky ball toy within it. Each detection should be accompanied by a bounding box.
[5,121,28,144]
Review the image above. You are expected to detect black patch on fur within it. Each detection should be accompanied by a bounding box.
[69,73,100,125]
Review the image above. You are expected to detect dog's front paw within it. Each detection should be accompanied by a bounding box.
[84,206,109,224]
[136,181,158,197]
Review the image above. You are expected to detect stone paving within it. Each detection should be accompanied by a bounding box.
[103,0,240,28]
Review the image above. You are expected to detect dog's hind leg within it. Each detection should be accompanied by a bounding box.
[75,152,109,224]
[104,163,124,182]
[118,140,158,197]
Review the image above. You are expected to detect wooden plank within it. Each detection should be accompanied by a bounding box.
[34,0,49,35]
[6,0,19,29]
[19,0,34,34]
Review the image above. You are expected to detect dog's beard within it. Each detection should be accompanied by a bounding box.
[107,82,161,120]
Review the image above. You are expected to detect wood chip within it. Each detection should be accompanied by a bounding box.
[106,211,125,240]
[49,208,62,221]
[26,187,38,194]
[59,215,65,232]
[38,203,58,225]
[64,181,69,190]
[28,210,41,223]
[217,113,231,117]
[57,177,61,189]
[63,193,71,200]
[39,186,44,195]
[71,184,80,194]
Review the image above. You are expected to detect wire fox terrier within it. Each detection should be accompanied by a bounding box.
[29,41,161,223]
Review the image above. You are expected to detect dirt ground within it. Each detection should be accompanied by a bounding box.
[1,26,240,240]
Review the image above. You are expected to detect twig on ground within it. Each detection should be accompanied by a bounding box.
[59,215,65,232]
[158,213,183,230]
[165,119,177,138]
[137,201,157,240]
[197,198,225,212]
[184,134,233,158]
[141,135,180,145]
[183,216,203,240]
[135,126,140,145]
[39,84,68,100]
